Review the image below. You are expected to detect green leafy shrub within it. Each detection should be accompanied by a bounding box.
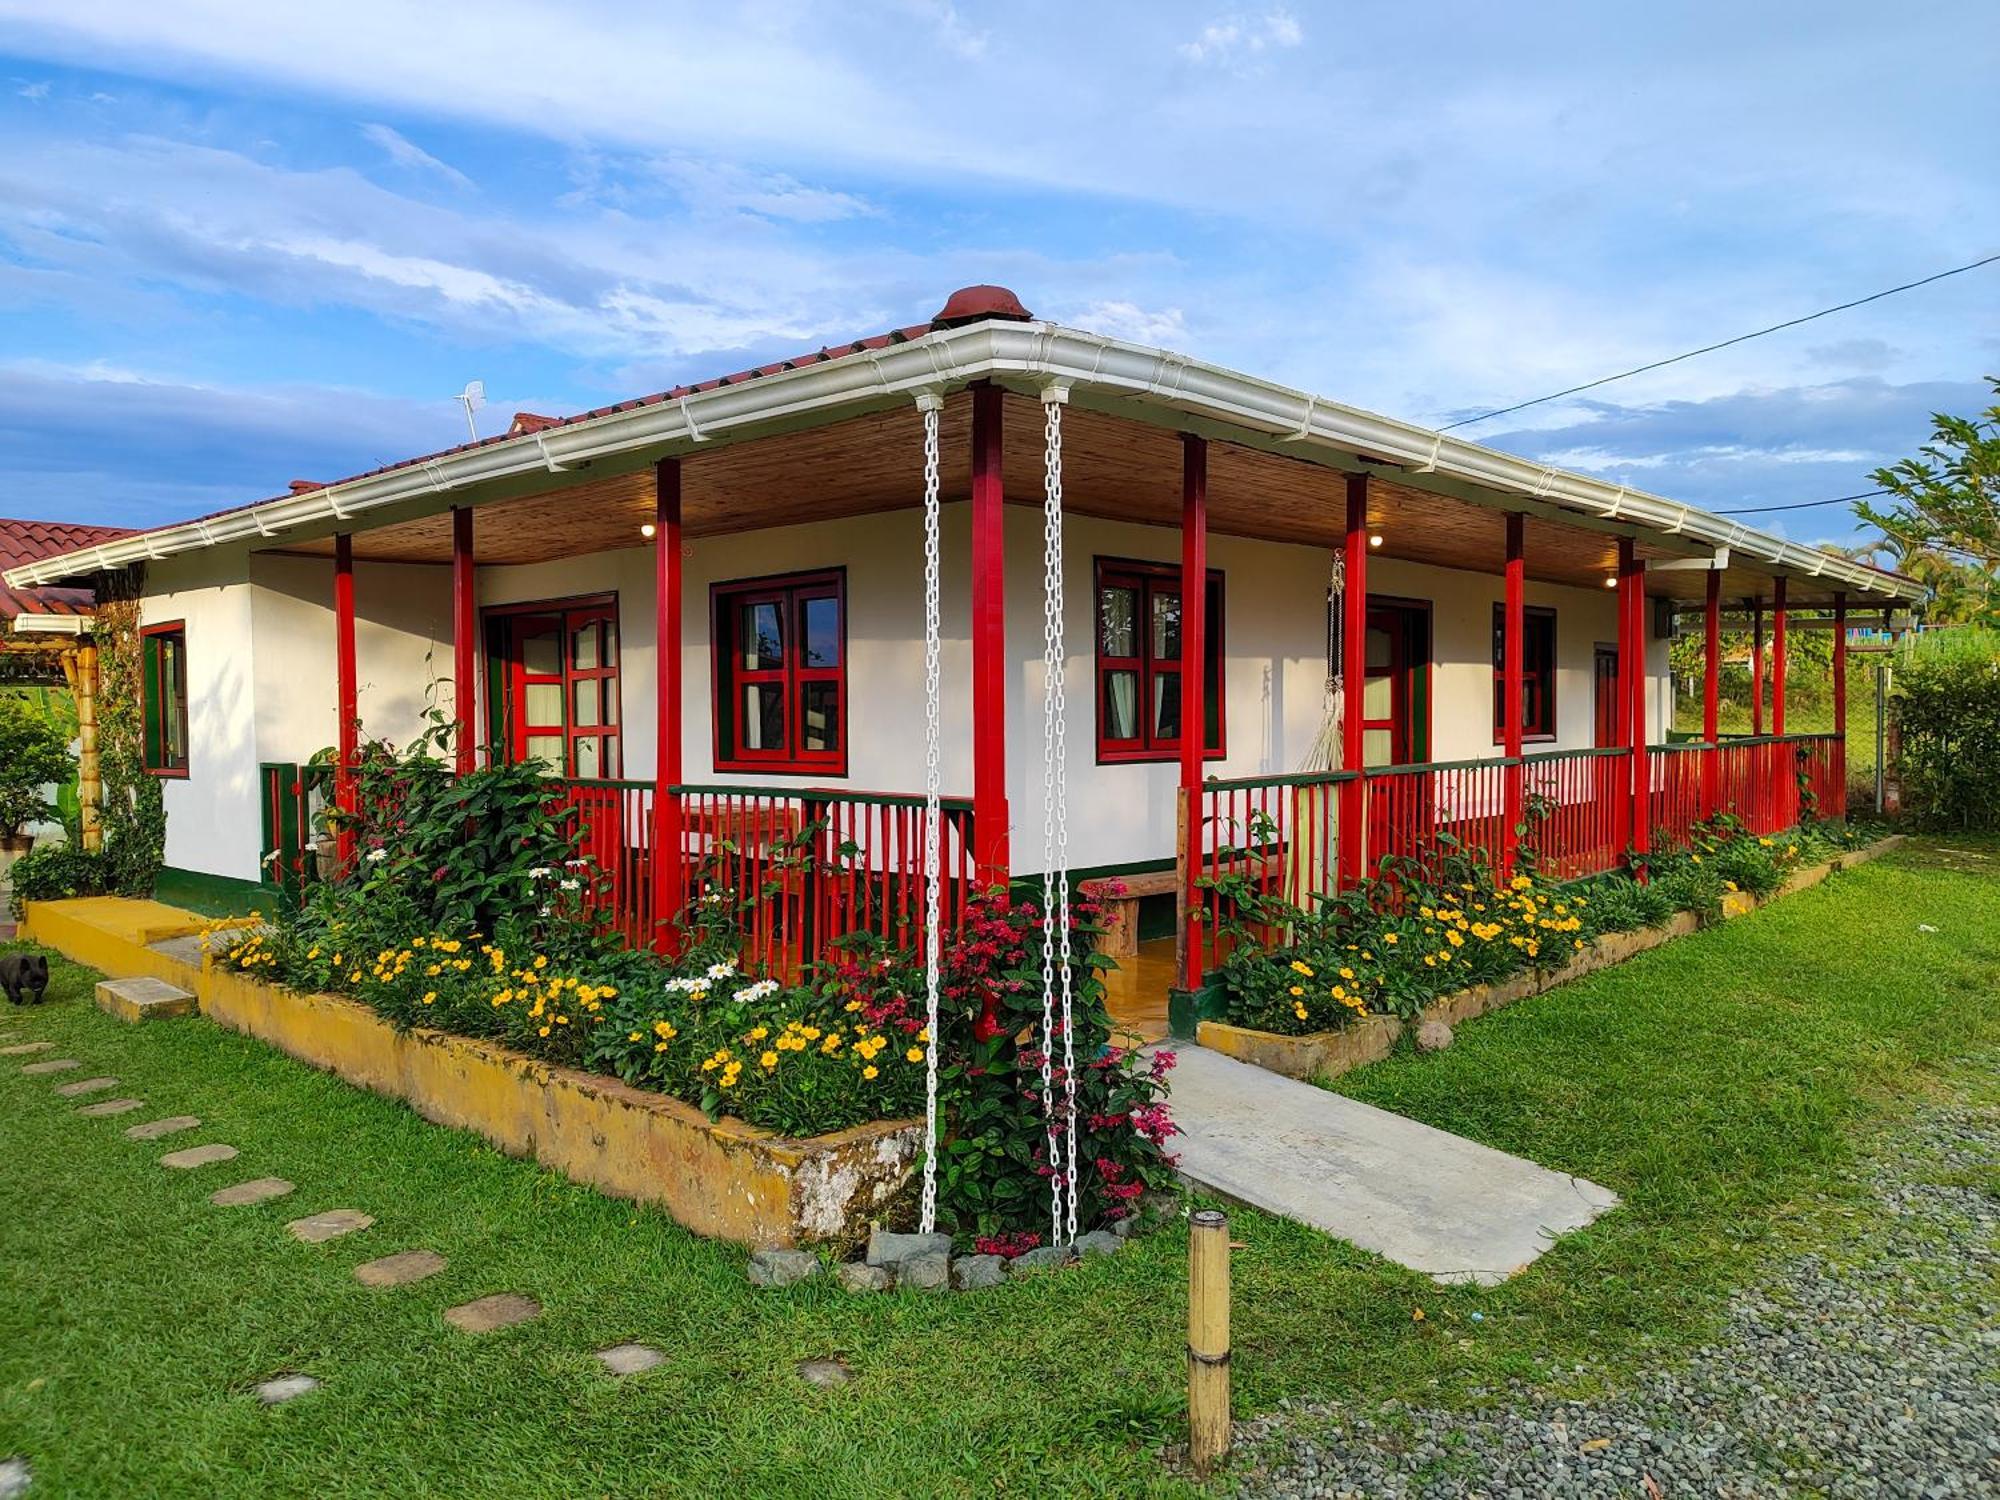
[0,696,76,842]
[1892,647,2000,830]
[6,842,107,916]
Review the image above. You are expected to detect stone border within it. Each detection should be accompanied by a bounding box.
[1195,835,1904,1084]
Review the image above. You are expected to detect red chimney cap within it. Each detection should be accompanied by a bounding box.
[931,285,1033,328]
[509,411,561,436]
[288,479,324,494]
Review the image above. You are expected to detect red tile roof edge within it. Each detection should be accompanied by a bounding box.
[0,518,136,617]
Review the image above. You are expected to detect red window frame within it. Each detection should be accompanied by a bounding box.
[1093,557,1225,765]
[140,620,190,778]
[1491,603,1557,744]
[482,595,624,779]
[711,568,847,777]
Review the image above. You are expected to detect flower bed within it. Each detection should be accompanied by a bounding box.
[1182,817,1890,1081]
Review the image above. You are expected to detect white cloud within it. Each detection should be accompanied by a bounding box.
[1178,10,1302,65]
[16,80,50,100]
[359,122,472,190]
[1061,299,1188,347]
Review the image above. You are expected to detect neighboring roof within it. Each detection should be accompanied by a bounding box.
[0,518,135,619]
[0,287,1928,605]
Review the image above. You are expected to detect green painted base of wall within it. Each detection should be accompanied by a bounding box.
[153,866,280,919]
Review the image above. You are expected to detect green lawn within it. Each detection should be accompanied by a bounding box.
[2,838,1997,1498]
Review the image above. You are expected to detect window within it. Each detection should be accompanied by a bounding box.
[1094,558,1224,763]
[712,570,846,775]
[486,598,623,778]
[141,622,189,776]
[1491,604,1556,742]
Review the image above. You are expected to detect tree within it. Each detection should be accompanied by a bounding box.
[1855,377,2000,622]
[0,694,77,843]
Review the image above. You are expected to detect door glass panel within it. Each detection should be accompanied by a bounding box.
[1152,670,1182,741]
[1102,670,1139,739]
[801,596,840,669]
[1362,728,1394,767]
[574,735,602,779]
[742,683,784,750]
[603,682,619,726]
[1151,589,1181,661]
[572,679,601,727]
[741,603,783,670]
[1362,673,1392,719]
[524,682,563,726]
[1364,625,1392,672]
[601,616,618,665]
[800,681,840,752]
[523,734,564,770]
[521,627,561,677]
[572,621,600,671]
[601,734,620,776]
[1099,587,1137,656]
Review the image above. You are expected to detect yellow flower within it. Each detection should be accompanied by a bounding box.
[760,1050,778,1069]
[1289,960,1315,978]
[1383,933,1399,945]
[1288,985,1305,997]
[862,1065,879,1080]
[421,991,436,1006]
[905,1046,925,1064]
[1339,967,1355,980]
[628,1030,643,1042]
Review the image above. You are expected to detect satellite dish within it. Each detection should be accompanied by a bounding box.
[455,380,486,441]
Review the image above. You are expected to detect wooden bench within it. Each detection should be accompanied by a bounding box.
[1079,868,1179,958]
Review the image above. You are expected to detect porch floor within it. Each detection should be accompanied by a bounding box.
[1101,937,1175,1045]
[1158,1043,1619,1285]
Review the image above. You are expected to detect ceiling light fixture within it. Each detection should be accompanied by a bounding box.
[640,522,657,539]
[1368,533,1383,548]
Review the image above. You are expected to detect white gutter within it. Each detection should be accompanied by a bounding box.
[5,613,90,636]
[2,320,1928,606]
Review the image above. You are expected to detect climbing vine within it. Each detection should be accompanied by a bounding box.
[96,569,165,895]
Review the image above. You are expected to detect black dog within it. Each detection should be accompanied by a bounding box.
[0,952,50,1005]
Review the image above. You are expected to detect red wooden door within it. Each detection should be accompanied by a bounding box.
[500,604,622,778]
[1361,606,1415,767]
[1592,646,1620,748]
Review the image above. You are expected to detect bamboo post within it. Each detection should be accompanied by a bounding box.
[1188,1208,1232,1478]
[67,643,103,852]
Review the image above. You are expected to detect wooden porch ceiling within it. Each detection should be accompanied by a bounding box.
[275,393,1851,605]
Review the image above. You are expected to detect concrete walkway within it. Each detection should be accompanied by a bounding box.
[1162,1044,1618,1285]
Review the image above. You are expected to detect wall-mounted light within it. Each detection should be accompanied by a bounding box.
[640,522,657,539]
[1603,575,1619,588]
[1368,533,1383,548]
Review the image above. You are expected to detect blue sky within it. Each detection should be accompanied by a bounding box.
[0,1,1993,543]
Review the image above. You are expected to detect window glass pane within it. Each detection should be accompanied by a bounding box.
[1152,670,1182,742]
[1151,588,1182,661]
[523,734,564,770]
[800,681,840,752]
[1099,586,1137,657]
[521,627,561,677]
[524,682,563,727]
[1362,727,1394,767]
[604,682,619,726]
[1362,673,1392,719]
[574,735,602,779]
[163,637,186,763]
[602,616,618,665]
[572,620,600,671]
[1365,625,1392,672]
[740,602,784,671]
[1102,670,1139,740]
[573,678,601,727]
[602,734,620,777]
[802,595,841,669]
[741,683,784,750]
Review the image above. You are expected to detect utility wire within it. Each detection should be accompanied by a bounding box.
[1710,488,1888,516]
[1436,252,2000,432]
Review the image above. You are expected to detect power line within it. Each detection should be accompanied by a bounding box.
[1710,488,1888,516]
[1436,252,2000,432]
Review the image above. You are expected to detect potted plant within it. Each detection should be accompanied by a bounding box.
[0,695,78,883]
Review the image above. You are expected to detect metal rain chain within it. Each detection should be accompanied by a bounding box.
[1038,383,1079,1247]
[915,390,945,1236]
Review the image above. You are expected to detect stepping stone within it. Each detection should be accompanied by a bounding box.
[0,1041,53,1055]
[595,1343,665,1378]
[253,1374,320,1405]
[210,1177,295,1207]
[796,1357,853,1388]
[21,1058,79,1075]
[160,1143,239,1170]
[0,1456,30,1498]
[78,1098,145,1117]
[286,1209,374,1243]
[96,975,197,1023]
[443,1293,541,1333]
[354,1249,446,1287]
[125,1115,200,1141]
[53,1075,119,1098]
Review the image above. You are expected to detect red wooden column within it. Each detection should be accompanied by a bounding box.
[333,533,357,870]
[1178,434,1208,988]
[969,382,1010,889]
[1750,600,1765,735]
[451,507,477,774]
[651,457,684,951]
[1337,474,1369,888]
[1831,591,1848,801]
[1701,566,1722,819]
[1500,513,1525,878]
[1619,538,1650,868]
[1771,576,1788,735]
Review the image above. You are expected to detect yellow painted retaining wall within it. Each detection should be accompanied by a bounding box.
[1199,836,1903,1084]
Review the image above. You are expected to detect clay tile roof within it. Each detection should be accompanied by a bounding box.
[507,412,562,436]
[0,518,135,620]
[288,479,325,495]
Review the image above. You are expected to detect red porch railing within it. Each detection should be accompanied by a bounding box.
[1189,770,1352,977]
[1362,757,1513,880]
[559,779,659,949]
[1519,747,1630,879]
[1797,733,1844,821]
[1648,743,1709,853]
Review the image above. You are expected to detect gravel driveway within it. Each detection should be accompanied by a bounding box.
[1228,1092,2000,1498]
